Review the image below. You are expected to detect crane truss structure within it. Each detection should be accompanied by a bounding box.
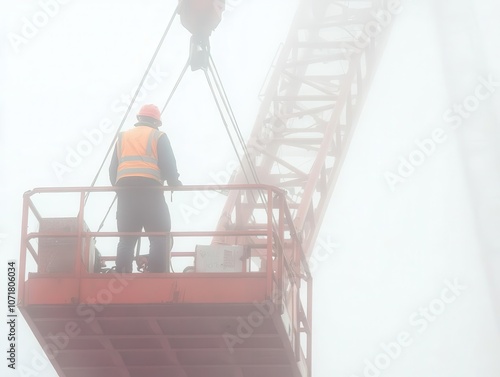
[217,0,396,259]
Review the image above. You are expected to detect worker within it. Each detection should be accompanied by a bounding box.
[109,104,181,273]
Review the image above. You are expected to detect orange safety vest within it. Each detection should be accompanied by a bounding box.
[116,126,164,183]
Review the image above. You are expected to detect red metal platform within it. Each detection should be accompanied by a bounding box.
[18,186,311,377]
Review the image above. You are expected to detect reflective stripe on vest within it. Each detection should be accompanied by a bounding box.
[116,126,163,183]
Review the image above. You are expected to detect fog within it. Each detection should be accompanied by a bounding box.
[1,0,500,376]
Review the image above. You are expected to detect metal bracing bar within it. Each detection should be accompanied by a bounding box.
[275,95,338,101]
[266,103,335,121]
[28,198,43,223]
[86,320,130,377]
[281,71,338,96]
[148,318,189,377]
[26,242,39,265]
[18,192,30,304]
[253,146,309,178]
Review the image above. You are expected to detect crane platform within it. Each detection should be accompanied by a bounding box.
[18,186,312,377]
[15,1,396,376]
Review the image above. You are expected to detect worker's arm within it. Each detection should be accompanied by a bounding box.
[157,134,182,186]
[109,144,118,185]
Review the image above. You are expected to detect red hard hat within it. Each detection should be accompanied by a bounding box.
[137,104,162,122]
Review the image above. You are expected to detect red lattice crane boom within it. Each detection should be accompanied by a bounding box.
[216,0,395,263]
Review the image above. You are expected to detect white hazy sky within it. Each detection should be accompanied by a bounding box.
[1,1,500,377]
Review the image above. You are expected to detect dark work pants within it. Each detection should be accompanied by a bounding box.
[116,188,171,273]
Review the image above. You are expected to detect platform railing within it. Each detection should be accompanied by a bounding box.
[19,184,312,374]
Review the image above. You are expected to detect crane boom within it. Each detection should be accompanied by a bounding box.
[216,0,396,260]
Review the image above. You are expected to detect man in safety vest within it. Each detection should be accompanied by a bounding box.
[109,104,181,273]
